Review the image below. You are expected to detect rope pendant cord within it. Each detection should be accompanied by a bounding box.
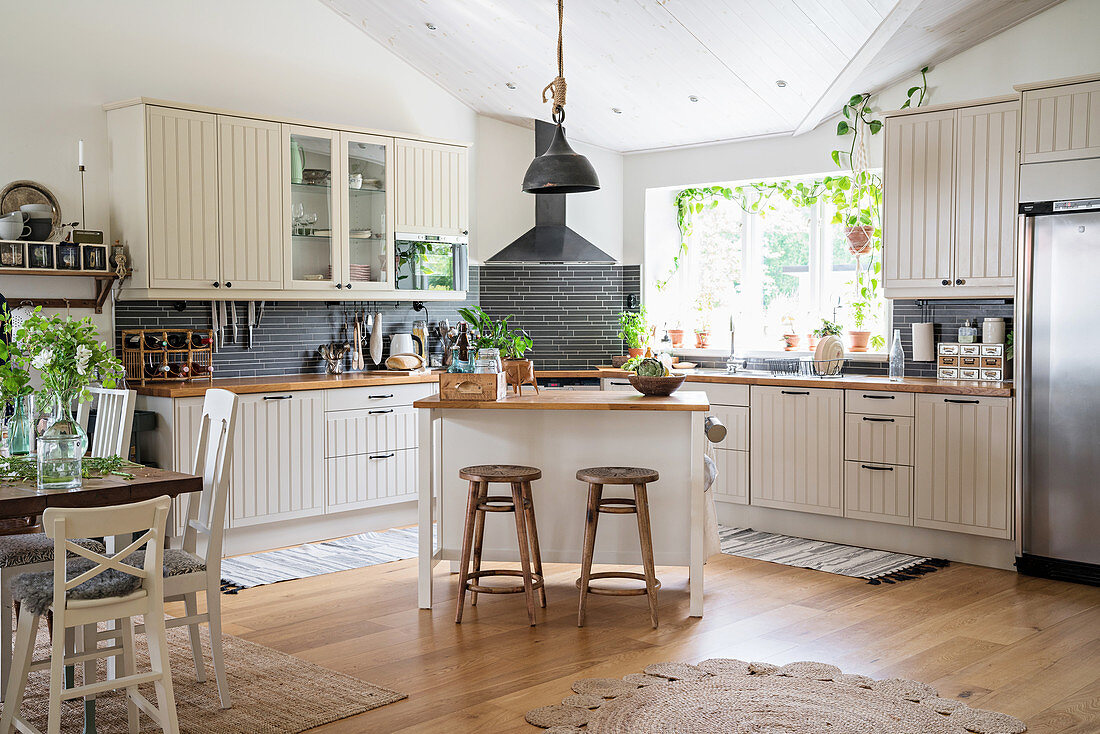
[541,0,567,120]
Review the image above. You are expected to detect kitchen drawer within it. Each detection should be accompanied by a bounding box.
[958,356,980,368]
[844,461,913,525]
[980,368,1003,381]
[711,449,748,505]
[325,447,418,512]
[845,389,914,417]
[959,368,980,380]
[699,383,750,407]
[844,413,914,465]
[981,344,1004,357]
[325,382,435,411]
[601,377,636,392]
[938,355,958,367]
[325,405,417,457]
[959,344,980,356]
[938,368,959,379]
[708,405,748,450]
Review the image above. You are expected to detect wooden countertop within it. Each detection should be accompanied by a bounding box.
[134,368,1013,398]
[414,391,710,411]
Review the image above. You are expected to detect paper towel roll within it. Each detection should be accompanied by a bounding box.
[912,322,935,362]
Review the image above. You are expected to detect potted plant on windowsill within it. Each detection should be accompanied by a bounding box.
[808,319,843,351]
[668,322,685,349]
[617,308,649,362]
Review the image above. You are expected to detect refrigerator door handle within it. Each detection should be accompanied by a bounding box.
[1014,212,1034,558]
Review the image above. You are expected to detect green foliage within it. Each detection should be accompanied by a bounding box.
[812,320,844,338]
[1006,331,1014,361]
[0,454,138,482]
[0,306,33,408]
[900,67,930,110]
[617,308,649,349]
[457,306,533,359]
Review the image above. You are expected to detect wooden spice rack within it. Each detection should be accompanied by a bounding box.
[122,329,214,386]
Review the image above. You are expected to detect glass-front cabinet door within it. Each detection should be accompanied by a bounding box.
[283,125,341,291]
[339,131,394,291]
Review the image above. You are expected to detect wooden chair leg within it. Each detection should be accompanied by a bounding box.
[634,483,660,629]
[119,617,139,734]
[469,481,488,608]
[455,480,481,624]
[1,569,12,704]
[1,606,37,733]
[510,482,537,626]
[47,609,66,734]
[521,481,546,608]
[183,592,206,682]
[577,482,602,628]
[207,581,231,709]
[145,611,180,734]
[81,623,100,730]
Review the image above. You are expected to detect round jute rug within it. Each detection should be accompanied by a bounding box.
[524,659,1027,734]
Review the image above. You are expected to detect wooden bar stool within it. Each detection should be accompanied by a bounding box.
[455,465,546,626]
[576,467,661,629]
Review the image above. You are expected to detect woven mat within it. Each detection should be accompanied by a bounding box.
[4,621,405,733]
[525,659,1026,733]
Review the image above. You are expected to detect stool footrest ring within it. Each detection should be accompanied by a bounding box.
[465,569,544,595]
[475,495,530,512]
[575,571,661,597]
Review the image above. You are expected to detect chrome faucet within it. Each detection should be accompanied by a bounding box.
[725,324,740,373]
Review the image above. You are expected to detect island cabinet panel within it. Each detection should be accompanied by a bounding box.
[394,140,469,235]
[146,106,220,289]
[844,462,913,525]
[230,392,325,527]
[1021,79,1100,163]
[749,386,843,516]
[914,394,1013,539]
[217,115,284,289]
[712,448,748,505]
[325,448,418,512]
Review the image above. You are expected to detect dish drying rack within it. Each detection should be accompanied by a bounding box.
[765,357,846,378]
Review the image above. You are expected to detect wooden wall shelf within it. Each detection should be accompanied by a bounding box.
[5,267,129,314]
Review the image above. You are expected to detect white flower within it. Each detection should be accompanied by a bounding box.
[75,345,92,375]
[31,349,53,371]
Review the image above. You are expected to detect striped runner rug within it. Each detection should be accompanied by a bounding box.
[718,526,947,584]
[221,526,419,592]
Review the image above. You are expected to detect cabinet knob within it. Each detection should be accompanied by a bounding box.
[346,283,353,289]
[941,279,950,286]
[336,283,344,289]
[955,278,965,285]
[212,281,220,288]
[225,282,232,288]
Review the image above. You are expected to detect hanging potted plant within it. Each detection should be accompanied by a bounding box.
[617,308,649,360]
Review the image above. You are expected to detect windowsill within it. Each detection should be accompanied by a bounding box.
[672,348,888,362]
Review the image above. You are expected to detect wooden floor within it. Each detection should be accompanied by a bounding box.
[207,554,1100,733]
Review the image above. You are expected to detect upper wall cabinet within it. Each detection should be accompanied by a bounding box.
[1020,78,1100,164]
[882,99,1019,299]
[105,99,469,301]
[395,140,469,236]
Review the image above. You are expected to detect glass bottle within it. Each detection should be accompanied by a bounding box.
[7,395,34,456]
[449,322,474,373]
[889,329,905,382]
[958,319,977,344]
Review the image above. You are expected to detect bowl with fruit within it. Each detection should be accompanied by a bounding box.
[623,357,687,396]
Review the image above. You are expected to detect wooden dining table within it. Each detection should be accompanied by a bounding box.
[0,465,202,734]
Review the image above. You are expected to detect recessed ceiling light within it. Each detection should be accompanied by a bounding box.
[611,107,622,115]
[425,22,437,31]
[506,82,517,90]
[688,95,700,103]
[775,79,788,88]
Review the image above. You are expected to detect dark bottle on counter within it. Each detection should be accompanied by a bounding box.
[167,362,191,379]
[143,333,167,350]
[190,333,212,348]
[190,362,213,377]
[124,334,142,349]
[449,322,474,373]
[165,333,188,349]
[143,362,171,380]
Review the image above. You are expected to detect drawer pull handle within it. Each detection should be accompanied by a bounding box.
[263,395,292,400]
[610,381,631,386]
[368,394,395,399]
[944,398,980,404]
[781,390,810,395]
[860,464,895,472]
[369,453,395,460]
[368,409,394,415]
[862,416,895,423]
[862,394,895,400]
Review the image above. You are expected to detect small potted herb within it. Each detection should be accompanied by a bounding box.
[458,306,537,392]
[617,308,649,361]
[808,319,843,350]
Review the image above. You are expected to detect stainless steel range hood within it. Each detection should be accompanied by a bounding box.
[487,120,615,264]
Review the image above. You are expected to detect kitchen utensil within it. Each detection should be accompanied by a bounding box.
[390,333,415,359]
[247,301,256,349]
[0,181,61,237]
[210,301,219,352]
[412,320,428,360]
[218,301,227,347]
[256,301,265,328]
[351,314,362,370]
[370,311,383,365]
[318,343,350,374]
[230,302,238,343]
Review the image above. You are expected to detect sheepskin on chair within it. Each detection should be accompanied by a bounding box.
[11,558,143,615]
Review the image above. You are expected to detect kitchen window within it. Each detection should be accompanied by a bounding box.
[646,175,887,354]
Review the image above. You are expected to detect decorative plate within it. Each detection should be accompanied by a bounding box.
[0,180,62,238]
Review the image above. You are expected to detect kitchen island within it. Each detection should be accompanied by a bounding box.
[413,390,711,617]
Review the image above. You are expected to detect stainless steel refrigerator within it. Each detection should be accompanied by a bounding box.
[1017,198,1100,585]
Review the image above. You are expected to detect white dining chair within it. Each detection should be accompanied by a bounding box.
[76,387,137,459]
[1,495,179,734]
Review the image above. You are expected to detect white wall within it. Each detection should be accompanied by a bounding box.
[474,116,625,263]
[622,0,1100,264]
[0,0,478,332]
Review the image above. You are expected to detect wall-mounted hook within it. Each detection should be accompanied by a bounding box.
[173,302,187,313]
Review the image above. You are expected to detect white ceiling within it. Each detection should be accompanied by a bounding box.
[320,0,1063,152]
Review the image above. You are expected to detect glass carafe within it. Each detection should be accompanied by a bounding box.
[6,395,34,456]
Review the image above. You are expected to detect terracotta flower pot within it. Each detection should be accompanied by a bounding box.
[695,331,710,349]
[502,358,537,395]
[848,330,871,352]
[806,334,819,351]
[845,225,875,255]
[668,329,684,348]
[627,347,645,359]
[783,334,801,352]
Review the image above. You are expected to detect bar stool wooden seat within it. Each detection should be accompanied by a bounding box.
[455,465,546,626]
[575,466,661,629]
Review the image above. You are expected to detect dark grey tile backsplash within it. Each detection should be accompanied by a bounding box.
[891,298,1014,378]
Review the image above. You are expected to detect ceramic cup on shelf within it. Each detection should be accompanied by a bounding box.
[27,218,52,241]
[0,217,30,240]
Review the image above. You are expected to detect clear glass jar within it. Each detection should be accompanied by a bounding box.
[958,319,977,344]
[889,329,905,382]
[37,435,83,490]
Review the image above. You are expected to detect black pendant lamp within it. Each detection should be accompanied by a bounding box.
[522,0,600,194]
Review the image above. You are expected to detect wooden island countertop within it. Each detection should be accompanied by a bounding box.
[414,390,710,411]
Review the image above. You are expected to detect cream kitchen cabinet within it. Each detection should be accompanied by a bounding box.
[1019,77,1100,164]
[913,394,1013,539]
[883,99,1019,298]
[749,386,843,517]
[395,140,469,236]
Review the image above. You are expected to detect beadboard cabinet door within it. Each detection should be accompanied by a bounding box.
[1021,79,1100,164]
[325,448,419,512]
[712,449,749,505]
[883,109,956,296]
[954,102,1019,292]
[749,386,843,516]
[217,116,284,289]
[394,140,469,235]
[230,392,325,527]
[171,397,207,538]
[914,394,1013,539]
[146,106,220,289]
